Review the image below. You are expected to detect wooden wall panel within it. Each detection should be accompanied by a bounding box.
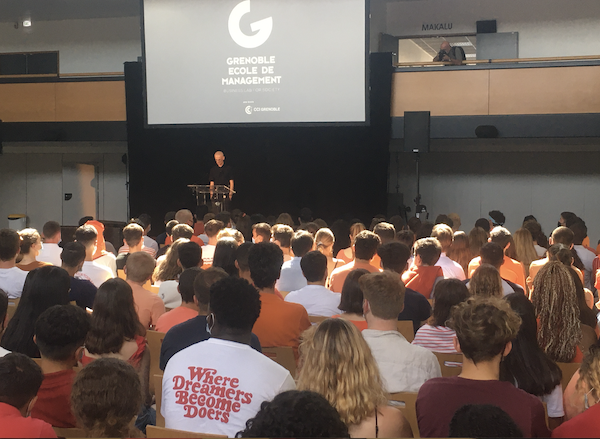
[0,83,56,122]
[489,66,600,115]
[55,81,126,121]
[391,70,490,117]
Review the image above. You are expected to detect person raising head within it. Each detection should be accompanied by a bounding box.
[329,230,381,293]
[298,318,412,438]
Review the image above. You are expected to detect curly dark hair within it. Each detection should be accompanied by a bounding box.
[236,390,349,438]
[210,277,261,332]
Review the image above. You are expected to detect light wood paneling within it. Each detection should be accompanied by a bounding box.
[0,83,56,122]
[55,81,126,121]
[489,66,600,115]
[391,70,490,117]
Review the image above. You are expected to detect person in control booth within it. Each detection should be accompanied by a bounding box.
[209,151,234,212]
[433,41,465,65]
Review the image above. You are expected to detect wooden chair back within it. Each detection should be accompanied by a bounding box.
[146,425,227,438]
[557,362,581,394]
[309,315,328,324]
[7,298,20,323]
[147,330,166,395]
[262,346,297,378]
[53,427,86,438]
[388,392,419,438]
[397,320,414,343]
[155,374,165,427]
[149,284,160,295]
[117,269,126,280]
[433,352,463,377]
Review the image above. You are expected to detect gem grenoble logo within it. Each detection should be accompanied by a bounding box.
[228,0,273,49]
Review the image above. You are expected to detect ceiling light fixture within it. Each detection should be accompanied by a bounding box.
[22,19,32,27]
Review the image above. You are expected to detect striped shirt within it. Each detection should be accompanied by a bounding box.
[412,324,458,353]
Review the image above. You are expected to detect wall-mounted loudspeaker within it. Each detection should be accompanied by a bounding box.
[404,111,430,153]
[477,20,497,34]
[475,125,499,138]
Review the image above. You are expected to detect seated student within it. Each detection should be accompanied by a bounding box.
[416,296,550,438]
[235,242,254,283]
[193,206,208,236]
[361,271,441,393]
[125,252,164,329]
[570,220,596,290]
[156,211,176,246]
[60,242,97,310]
[271,224,294,262]
[155,219,179,259]
[412,279,470,353]
[31,305,90,428]
[249,243,311,359]
[370,221,396,269]
[116,223,145,270]
[468,227,526,289]
[158,240,202,309]
[155,268,202,333]
[71,358,142,438]
[138,213,159,256]
[284,251,341,317]
[159,267,262,370]
[467,242,525,296]
[431,224,466,280]
[164,209,205,247]
[37,221,62,267]
[252,222,272,243]
[449,404,524,438]
[198,213,215,245]
[276,230,314,293]
[402,238,444,299]
[332,268,370,331]
[73,225,114,288]
[162,277,296,436]
[85,220,117,276]
[378,242,432,333]
[330,230,381,293]
[0,229,29,298]
[237,390,350,438]
[335,222,366,265]
[201,219,225,266]
[468,264,505,298]
[212,237,239,276]
[0,290,8,357]
[16,229,51,272]
[0,353,57,438]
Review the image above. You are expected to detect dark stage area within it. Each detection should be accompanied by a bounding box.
[125,54,392,231]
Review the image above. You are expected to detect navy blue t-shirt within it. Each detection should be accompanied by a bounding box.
[69,277,97,310]
[398,287,432,333]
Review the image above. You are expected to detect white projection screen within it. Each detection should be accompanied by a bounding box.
[142,0,368,126]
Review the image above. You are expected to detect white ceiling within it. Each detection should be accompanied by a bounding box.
[0,0,140,23]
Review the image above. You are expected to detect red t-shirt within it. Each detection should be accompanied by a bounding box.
[552,401,600,438]
[31,369,77,428]
[416,376,550,438]
[0,402,57,438]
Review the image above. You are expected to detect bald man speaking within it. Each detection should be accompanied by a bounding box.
[209,150,234,211]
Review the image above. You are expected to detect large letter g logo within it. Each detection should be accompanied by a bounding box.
[228,0,273,49]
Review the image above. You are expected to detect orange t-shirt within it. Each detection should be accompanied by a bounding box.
[193,222,204,236]
[154,306,198,333]
[332,315,368,331]
[164,234,205,246]
[401,265,443,299]
[335,248,353,265]
[252,292,311,360]
[469,255,526,289]
[128,281,166,329]
[329,260,381,293]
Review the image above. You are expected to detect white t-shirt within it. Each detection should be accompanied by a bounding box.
[159,280,181,309]
[162,338,295,437]
[0,267,29,299]
[435,253,466,281]
[275,257,307,293]
[534,244,547,258]
[0,346,10,357]
[201,245,216,266]
[76,261,114,288]
[144,236,160,254]
[284,285,341,317]
[38,243,63,266]
[94,253,117,277]
[574,245,596,289]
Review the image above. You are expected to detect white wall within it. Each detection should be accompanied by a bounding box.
[0,17,141,73]
[386,0,600,57]
[0,143,128,230]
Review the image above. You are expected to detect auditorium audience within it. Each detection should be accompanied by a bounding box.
[57,242,96,310]
[155,219,180,258]
[15,229,49,272]
[166,209,204,247]
[71,358,143,438]
[251,222,272,243]
[237,390,350,438]
[298,318,412,438]
[137,213,159,256]
[372,222,396,267]
[155,268,201,333]
[570,220,596,290]
[449,404,524,438]
[1,266,70,357]
[431,224,466,280]
[31,305,90,428]
[314,227,343,284]
[125,252,164,329]
[468,263,505,298]
[116,223,145,270]
[412,279,470,353]
[235,242,254,282]
[0,229,29,298]
[0,353,57,438]
[416,296,550,438]
[73,225,114,288]
[402,237,443,299]
[523,220,548,257]
[361,271,441,392]
[156,211,177,246]
[446,231,471,275]
[377,242,432,333]
[332,268,370,330]
[158,239,202,309]
[38,221,62,266]
[330,230,380,293]
[162,276,295,436]
[566,266,599,335]
[407,216,421,235]
[468,226,488,256]
[335,222,366,264]
[212,237,239,277]
[271,224,294,262]
[276,230,314,293]
[154,238,187,303]
[513,228,541,280]
[201,219,225,265]
[249,243,310,359]
[284,251,341,317]
[85,220,117,276]
[447,213,461,232]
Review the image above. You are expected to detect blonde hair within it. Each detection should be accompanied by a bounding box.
[275,213,295,228]
[297,319,387,426]
[17,228,41,262]
[531,261,582,363]
[216,228,244,245]
[468,264,503,298]
[349,223,366,243]
[315,228,335,254]
[513,228,539,277]
[153,238,189,282]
